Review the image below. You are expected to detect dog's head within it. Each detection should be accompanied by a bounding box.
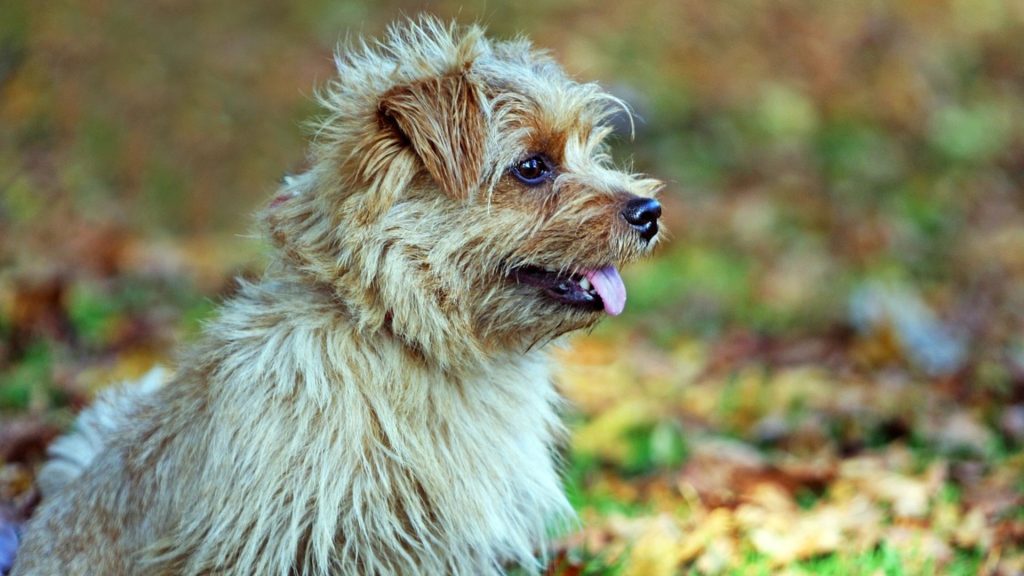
[266,17,662,367]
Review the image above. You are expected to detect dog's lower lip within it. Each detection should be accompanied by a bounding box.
[511,266,605,311]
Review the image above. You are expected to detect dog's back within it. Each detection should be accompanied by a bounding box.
[35,368,168,499]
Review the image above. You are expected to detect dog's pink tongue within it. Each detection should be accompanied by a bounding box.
[585,266,626,316]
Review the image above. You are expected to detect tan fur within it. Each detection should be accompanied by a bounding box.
[12,17,661,575]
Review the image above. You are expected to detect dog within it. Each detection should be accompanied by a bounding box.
[11,17,662,575]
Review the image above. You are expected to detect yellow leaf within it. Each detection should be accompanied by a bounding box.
[572,400,658,463]
[621,515,685,576]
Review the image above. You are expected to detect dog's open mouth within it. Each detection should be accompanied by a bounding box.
[511,265,626,316]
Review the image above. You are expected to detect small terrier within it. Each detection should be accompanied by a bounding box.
[12,17,661,575]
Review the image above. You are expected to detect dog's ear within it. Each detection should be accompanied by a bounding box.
[379,73,486,200]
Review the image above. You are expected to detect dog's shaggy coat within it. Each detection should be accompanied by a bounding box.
[12,17,660,575]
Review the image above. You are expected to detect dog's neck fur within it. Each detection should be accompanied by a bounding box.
[265,170,516,371]
[132,272,572,574]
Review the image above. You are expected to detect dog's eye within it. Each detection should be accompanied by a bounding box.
[510,155,553,186]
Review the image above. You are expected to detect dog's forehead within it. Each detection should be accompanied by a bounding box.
[476,60,614,156]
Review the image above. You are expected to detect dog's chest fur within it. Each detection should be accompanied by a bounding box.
[106,278,572,575]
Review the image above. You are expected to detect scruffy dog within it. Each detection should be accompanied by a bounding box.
[12,17,661,575]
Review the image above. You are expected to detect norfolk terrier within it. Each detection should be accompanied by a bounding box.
[12,17,662,575]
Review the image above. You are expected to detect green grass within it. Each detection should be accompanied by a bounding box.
[0,343,53,410]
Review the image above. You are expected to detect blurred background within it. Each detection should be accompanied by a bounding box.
[1,1,1023,574]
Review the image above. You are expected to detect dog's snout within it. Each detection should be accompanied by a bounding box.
[621,197,662,242]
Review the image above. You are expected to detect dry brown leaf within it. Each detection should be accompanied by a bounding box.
[838,456,945,519]
[572,400,659,464]
[555,340,634,414]
[677,508,734,565]
[693,537,738,575]
[620,514,686,576]
[953,508,992,549]
[736,485,883,565]
[0,420,59,464]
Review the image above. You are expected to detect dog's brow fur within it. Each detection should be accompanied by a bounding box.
[11,15,662,576]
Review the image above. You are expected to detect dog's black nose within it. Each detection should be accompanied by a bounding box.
[621,197,662,242]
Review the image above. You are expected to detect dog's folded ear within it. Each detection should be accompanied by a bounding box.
[379,72,486,200]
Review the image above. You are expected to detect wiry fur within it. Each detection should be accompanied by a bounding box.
[12,17,661,575]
